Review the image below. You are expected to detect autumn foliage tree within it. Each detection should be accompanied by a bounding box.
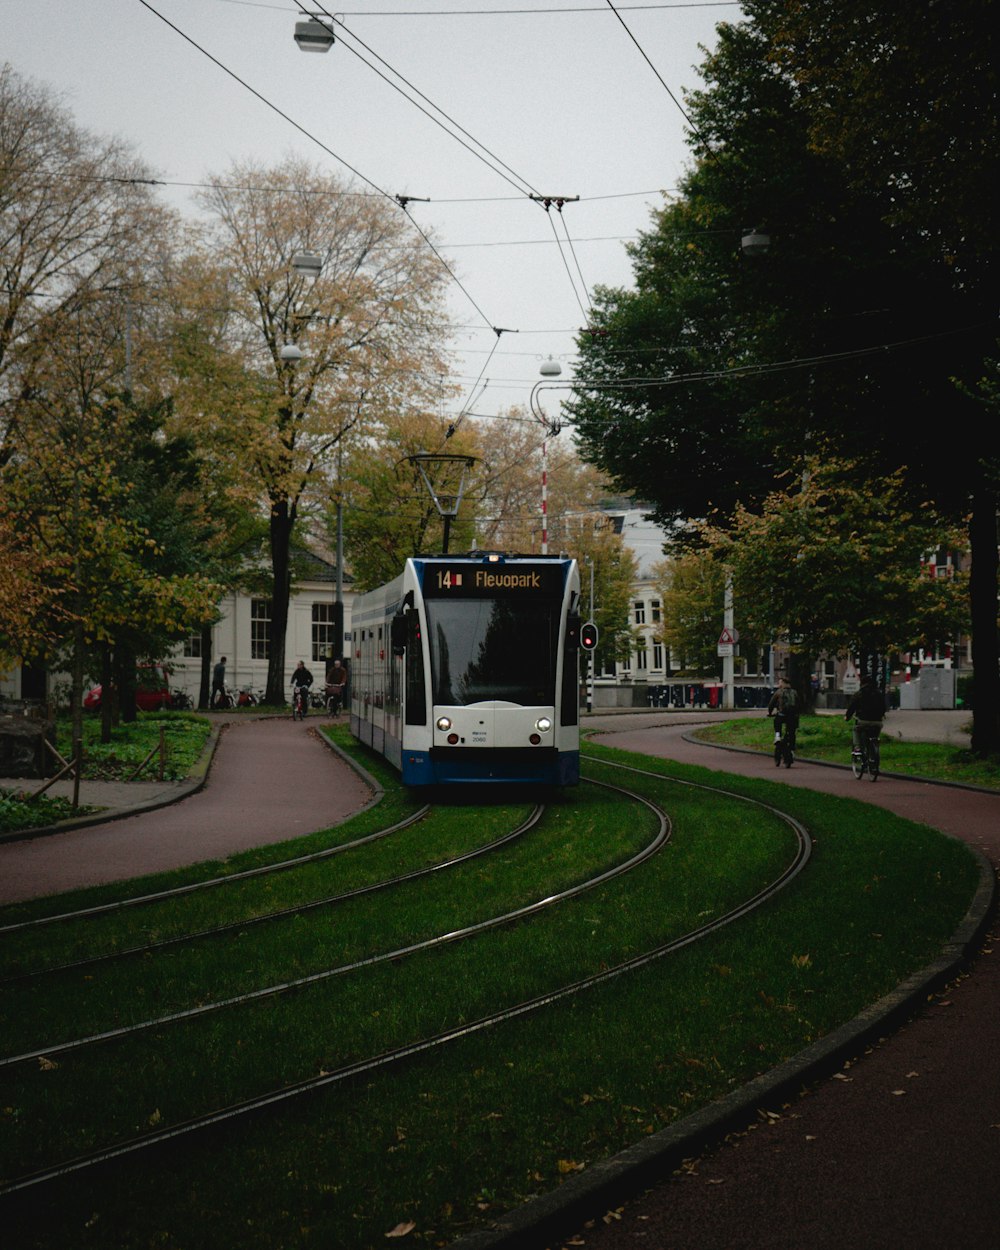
[189,158,453,703]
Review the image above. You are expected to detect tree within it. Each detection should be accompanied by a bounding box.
[569,11,1000,750]
[338,406,611,591]
[191,158,452,702]
[341,411,480,592]
[3,275,221,759]
[1,64,165,466]
[741,0,1000,750]
[561,518,639,670]
[654,550,726,677]
[700,461,969,669]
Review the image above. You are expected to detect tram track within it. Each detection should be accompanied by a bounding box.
[0,762,810,1200]
[0,804,546,985]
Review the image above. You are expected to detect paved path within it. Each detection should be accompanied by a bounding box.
[553,710,1000,1250]
[0,717,374,905]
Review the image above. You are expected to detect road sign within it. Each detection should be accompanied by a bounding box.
[718,626,737,658]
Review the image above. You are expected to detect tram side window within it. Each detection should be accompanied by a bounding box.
[405,609,426,725]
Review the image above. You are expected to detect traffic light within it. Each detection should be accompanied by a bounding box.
[580,620,599,651]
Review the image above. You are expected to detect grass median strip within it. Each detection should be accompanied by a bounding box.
[0,739,981,1250]
[692,712,1000,787]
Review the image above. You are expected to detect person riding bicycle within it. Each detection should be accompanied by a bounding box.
[290,660,314,717]
[767,677,800,751]
[845,675,885,756]
[324,658,348,714]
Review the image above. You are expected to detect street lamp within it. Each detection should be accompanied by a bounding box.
[292,250,323,279]
[280,343,303,361]
[294,17,335,53]
[741,228,771,256]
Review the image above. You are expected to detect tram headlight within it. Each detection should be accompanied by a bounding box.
[436,716,452,731]
[535,716,552,733]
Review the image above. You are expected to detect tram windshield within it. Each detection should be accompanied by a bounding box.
[426,597,560,707]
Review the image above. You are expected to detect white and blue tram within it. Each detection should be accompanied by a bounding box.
[350,552,582,786]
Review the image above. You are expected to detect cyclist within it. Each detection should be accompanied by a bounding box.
[845,674,885,759]
[767,676,800,758]
[324,657,348,715]
[290,660,314,718]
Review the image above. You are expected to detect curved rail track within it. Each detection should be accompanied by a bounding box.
[0,758,812,1199]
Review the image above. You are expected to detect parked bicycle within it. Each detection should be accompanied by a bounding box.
[851,723,881,781]
[237,685,264,707]
[212,684,236,710]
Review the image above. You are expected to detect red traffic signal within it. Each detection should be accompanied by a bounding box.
[580,620,599,651]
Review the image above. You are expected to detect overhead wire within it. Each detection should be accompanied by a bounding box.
[134,0,500,332]
[303,4,597,324]
[304,4,544,199]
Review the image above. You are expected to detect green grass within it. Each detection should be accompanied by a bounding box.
[0,729,983,1249]
[0,713,212,834]
[0,789,94,834]
[693,712,1000,787]
[55,710,213,781]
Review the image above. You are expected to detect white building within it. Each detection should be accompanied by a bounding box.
[1,552,355,708]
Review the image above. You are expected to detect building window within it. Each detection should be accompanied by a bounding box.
[634,601,646,625]
[636,647,648,671]
[652,643,663,671]
[650,599,661,624]
[312,602,336,663]
[251,599,272,660]
[183,633,202,658]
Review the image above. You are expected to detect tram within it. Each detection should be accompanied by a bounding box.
[350,552,582,786]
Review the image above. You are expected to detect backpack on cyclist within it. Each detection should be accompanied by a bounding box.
[780,686,799,713]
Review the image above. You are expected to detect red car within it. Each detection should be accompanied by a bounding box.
[83,663,173,712]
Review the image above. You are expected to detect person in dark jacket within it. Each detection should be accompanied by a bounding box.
[845,674,885,754]
[767,676,800,750]
[211,657,227,708]
[290,660,314,717]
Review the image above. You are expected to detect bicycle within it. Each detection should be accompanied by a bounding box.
[212,684,236,710]
[324,682,344,716]
[768,711,796,768]
[851,723,881,781]
[291,685,309,720]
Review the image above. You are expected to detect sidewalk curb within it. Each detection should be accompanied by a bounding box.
[449,846,997,1250]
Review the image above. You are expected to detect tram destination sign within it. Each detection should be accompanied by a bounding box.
[422,561,565,598]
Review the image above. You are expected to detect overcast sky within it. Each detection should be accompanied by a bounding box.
[5,0,740,425]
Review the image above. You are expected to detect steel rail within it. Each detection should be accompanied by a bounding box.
[0,805,546,985]
[0,806,431,936]
[0,784,665,1070]
[0,765,810,1197]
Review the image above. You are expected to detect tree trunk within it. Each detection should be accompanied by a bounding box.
[198,624,213,710]
[100,642,114,744]
[118,645,137,724]
[265,500,294,705]
[969,483,1000,756]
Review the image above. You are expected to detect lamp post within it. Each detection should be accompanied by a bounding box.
[534,357,563,555]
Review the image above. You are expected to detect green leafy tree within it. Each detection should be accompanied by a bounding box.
[562,518,639,670]
[700,461,969,664]
[654,550,726,677]
[569,10,1000,749]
